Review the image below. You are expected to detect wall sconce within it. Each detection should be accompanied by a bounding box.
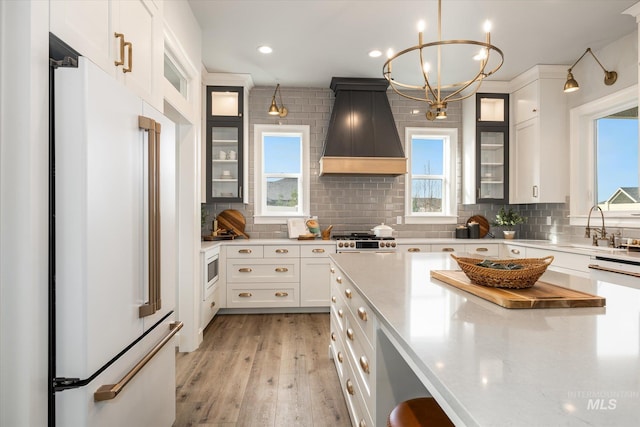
[564,48,617,93]
[268,83,288,117]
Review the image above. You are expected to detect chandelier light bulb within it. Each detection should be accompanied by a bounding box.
[386,48,394,58]
[473,48,487,61]
[483,20,492,33]
[417,20,426,33]
[423,62,430,74]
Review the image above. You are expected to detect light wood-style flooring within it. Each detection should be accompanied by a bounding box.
[174,313,351,427]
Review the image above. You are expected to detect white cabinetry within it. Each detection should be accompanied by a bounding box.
[300,244,335,307]
[200,244,222,331]
[510,65,568,204]
[50,0,163,110]
[397,244,431,253]
[430,243,499,257]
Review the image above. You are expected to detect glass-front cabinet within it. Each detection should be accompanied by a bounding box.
[206,86,243,202]
[475,93,509,203]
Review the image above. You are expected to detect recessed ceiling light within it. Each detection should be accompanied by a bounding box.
[369,50,382,58]
[258,45,273,54]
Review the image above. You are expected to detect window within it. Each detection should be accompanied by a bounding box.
[405,127,458,224]
[254,124,310,223]
[569,85,639,227]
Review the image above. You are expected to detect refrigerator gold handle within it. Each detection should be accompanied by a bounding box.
[114,33,125,67]
[94,321,183,401]
[123,41,133,73]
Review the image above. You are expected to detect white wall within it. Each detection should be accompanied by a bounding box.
[0,1,50,426]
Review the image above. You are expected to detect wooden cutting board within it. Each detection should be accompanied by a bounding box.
[467,215,490,237]
[216,209,249,239]
[431,270,605,309]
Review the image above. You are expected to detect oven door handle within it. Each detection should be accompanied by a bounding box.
[588,264,640,279]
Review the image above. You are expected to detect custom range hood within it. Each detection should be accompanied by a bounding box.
[320,77,407,176]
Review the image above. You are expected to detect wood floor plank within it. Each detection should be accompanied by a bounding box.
[174,313,351,427]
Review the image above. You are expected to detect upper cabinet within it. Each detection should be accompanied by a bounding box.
[50,0,163,110]
[509,65,568,204]
[475,93,509,203]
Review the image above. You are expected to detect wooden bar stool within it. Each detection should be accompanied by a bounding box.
[387,397,455,427]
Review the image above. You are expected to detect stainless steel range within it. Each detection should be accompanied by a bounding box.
[333,233,397,253]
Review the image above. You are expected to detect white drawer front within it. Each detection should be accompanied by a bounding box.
[503,244,526,259]
[227,259,299,283]
[227,245,264,259]
[465,244,499,258]
[264,245,300,258]
[300,244,335,257]
[228,285,298,307]
[431,244,465,253]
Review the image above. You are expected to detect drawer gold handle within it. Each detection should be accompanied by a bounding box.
[345,289,352,299]
[346,379,355,395]
[238,249,252,254]
[238,267,252,273]
[210,301,216,308]
[275,267,288,273]
[476,247,488,252]
[330,267,335,273]
[346,328,354,341]
[331,332,337,342]
[312,248,325,253]
[408,247,421,252]
[338,309,344,318]
[357,307,367,321]
[275,248,289,254]
[331,296,337,303]
[441,247,455,252]
[337,351,344,363]
[275,292,288,297]
[238,292,252,298]
[359,356,370,374]
[511,249,521,255]
[336,277,342,284]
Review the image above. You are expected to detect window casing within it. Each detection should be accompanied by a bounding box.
[405,127,458,224]
[569,85,640,227]
[254,124,310,224]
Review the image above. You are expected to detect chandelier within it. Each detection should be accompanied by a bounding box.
[383,0,504,120]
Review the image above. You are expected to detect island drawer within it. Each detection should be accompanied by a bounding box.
[345,289,375,349]
[431,243,466,253]
[465,243,499,257]
[227,245,264,258]
[344,313,375,413]
[300,244,335,258]
[227,284,298,308]
[226,259,299,283]
[330,310,347,380]
[342,349,374,427]
[331,284,348,333]
[263,245,300,258]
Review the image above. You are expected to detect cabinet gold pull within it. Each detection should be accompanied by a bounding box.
[331,332,337,342]
[359,356,370,374]
[336,277,342,284]
[275,267,288,273]
[346,379,355,395]
[239,292,252,298]
[312,248,325,253]
[476,247,488,252]
[338,309,344,318]
[275,292,288,297]
[275,248,289,254]
[441,247,455,252]
[511,249,521,255]
[330,267,335,273]
[346,328,354,341]
[331,296,337,303]
[122,41,132,73]
[408,247,421,252]
[238,267,252,273]
[337,351,344,363]
[114,33,125,66]
[345,289,352,299]
[238,249,252,254]
[357,307,367,321]
[210,302,216,308]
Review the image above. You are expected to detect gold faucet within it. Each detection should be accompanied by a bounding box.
[585,205,607,246]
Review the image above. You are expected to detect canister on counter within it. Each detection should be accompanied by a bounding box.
[468,221,480,239]
[455,226,469,239]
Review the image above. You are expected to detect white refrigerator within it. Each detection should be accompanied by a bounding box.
[53,56,179,426]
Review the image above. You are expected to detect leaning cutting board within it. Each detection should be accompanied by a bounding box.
[216,209,249,239]
[431,270,605,309]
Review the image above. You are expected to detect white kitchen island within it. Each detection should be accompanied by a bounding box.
[329,252,640,427]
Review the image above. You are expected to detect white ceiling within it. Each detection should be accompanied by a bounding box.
[188,0,638,88]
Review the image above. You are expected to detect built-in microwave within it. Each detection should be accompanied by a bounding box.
[203,246,220,300]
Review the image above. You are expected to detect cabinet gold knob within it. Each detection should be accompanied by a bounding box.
[312,248,325,253]
[331,332,337,342]
[210,301,216,308]
[359,356,370,374]
[441,247,455,252]
[275,248,288,254]
[330,267,335,273]
[338,309,344,318]
[238,267,252,273]
[408,247,421,252]
[275,292,288,297]
[331,296,337,303]
[275,267,288,273]
[337,351,344,363]
[345,289,352,299]
[346,379,355,395]
[511,249,521,255]
[357,307,367,321]
[238,249,252,254]
[336,277,342,284]
[238,292,252,298]
[346,328,354,341]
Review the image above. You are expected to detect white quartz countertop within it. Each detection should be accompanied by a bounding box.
[329,252,640,426]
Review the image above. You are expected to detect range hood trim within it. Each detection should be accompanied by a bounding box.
[319,156,407,176]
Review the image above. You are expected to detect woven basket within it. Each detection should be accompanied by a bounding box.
[451,254,554,289]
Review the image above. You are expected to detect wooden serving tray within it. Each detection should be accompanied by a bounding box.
[431,270,606,309]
